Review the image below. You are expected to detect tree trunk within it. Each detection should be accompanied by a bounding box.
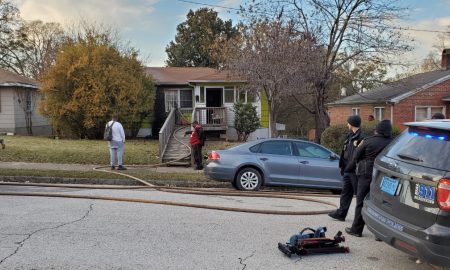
[314,87,330,143]
[269,102,278,138]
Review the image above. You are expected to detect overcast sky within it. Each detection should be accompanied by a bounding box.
[14,0,450,75]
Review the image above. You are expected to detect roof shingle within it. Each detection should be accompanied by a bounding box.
[0,68,38,88]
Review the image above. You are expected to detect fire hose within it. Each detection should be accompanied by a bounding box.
[0,126,339,215]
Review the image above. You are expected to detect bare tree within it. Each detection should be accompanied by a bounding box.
[226,20,322,137]
[242,0,411,142]
[15,88,38,135]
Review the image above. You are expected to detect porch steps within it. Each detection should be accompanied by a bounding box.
[161,125,191,166]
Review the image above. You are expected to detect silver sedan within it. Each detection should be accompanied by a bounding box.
[204,139,342,192]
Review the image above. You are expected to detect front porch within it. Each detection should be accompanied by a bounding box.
[192,107,228,131]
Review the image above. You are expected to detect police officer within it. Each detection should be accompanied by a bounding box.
[345,120,393,237]
[328,115,364,221]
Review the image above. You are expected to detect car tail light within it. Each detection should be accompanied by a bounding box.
[437,178,450,211]
[208,151,220,161]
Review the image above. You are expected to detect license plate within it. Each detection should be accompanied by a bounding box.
[414,183,436,204]
[380,176,399,196]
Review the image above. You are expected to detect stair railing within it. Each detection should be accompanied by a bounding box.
[159,108,176,162]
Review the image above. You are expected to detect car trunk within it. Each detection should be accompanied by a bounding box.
[371,127,450,229]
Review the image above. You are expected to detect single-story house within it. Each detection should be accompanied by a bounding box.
[0,68,51,135]
[328,50,450,129]
[145,67,269,140]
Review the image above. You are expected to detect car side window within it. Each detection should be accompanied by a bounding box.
[259,141,293,156]
[249,143,261,153]
[295,142,330,159]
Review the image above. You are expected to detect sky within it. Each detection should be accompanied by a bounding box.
[13,0,450,74]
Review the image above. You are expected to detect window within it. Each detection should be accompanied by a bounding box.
[224,87,235,103]
[247,91,257,103]
[165,89,193,112]
[352,108,360,116]
[374,107,384,121]
[294,142,330,159]
[200,87,205,103]
[259,141,293,156]
[238,90,246,103]
[415,106,445,121]
[180,90,193,108]
[165,90,178,112]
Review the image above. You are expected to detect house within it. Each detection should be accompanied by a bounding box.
[145,67,269,140]
[0,68,51,135]
[328,50,450,129]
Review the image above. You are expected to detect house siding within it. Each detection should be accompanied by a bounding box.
[0,87,51,135]
[328,104,392,126]
[0,88,16,131]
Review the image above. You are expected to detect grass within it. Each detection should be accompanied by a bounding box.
[0,135,238,165]
[0,168,210,182]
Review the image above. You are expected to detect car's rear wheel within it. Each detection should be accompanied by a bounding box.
[236,168,262,191]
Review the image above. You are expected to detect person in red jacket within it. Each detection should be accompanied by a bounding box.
[185,121,205,170]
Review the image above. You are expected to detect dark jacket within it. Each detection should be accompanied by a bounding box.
[351,134,393,176]
[339,128,364,172]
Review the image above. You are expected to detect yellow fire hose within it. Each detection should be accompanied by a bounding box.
[0,126,339,215]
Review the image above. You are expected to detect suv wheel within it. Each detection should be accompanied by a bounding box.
[236,168,262,191]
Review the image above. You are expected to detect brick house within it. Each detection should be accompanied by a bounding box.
[328,50,450,130]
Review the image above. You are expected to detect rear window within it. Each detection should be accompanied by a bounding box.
[384,127,450,171]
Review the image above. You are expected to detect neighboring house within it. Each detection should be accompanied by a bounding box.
[0,68,51,135]
[328,50,450,129]
[145,67,269,140]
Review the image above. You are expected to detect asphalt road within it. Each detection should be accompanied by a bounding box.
[0,185,435,270]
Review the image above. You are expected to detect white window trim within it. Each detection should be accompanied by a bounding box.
[414,105,446,121]
[351,107,360,116]
[374,106,385,121]
[165,89,193,112]
[223,86,235,104]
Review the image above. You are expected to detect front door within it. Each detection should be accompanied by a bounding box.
[206,88,222,107]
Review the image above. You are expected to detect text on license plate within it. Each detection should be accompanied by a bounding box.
[414,183,436,204]
[380,176,399,196]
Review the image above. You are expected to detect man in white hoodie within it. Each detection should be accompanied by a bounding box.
[106,114,126,170]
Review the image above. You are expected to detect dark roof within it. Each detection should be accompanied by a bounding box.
[144,67,244,85]
[0,68,39,88]
[329,69,450,106]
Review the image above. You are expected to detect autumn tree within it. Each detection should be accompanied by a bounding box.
[226,20,322,137]
[39,24,155,139]
[242,0,411,142]
[165,8,239,67]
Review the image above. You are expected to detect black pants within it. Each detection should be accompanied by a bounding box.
[192,144,203,168]
[350,174,372,234]
[335,172,358,218]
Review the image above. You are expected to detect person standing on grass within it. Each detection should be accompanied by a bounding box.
[185,120,205,170]
[106,114,126,170]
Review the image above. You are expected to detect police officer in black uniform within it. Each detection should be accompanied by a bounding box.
[328,115,364,221]
[345,119,393,237]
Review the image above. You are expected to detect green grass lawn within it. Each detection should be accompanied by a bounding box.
[0,135,237,165]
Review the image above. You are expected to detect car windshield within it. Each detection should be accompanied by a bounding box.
[385,127,450,171]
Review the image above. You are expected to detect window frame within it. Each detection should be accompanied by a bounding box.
[352,107,360,116]
[258,140,294,156]
[224,86,235,104]
[415,106,445,121]
[374,107,385,121]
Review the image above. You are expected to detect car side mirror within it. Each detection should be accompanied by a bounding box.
[329,154,339,160]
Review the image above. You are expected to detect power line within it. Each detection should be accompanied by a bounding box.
[176,0,450,34]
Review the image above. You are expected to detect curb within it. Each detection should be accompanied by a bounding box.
[0,176,231,188]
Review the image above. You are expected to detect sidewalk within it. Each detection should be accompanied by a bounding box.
[0,161,204,174]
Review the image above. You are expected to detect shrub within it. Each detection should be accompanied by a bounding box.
[233,102,260,141]
[321,122,402,154]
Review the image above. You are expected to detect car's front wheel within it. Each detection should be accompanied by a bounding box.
[235,168,262,191]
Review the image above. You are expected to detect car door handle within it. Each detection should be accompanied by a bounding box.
[259,158,268,161]
[299,161,309,164]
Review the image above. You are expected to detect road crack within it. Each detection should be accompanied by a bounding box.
[0,203,94,265]
[238,250,256,270]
